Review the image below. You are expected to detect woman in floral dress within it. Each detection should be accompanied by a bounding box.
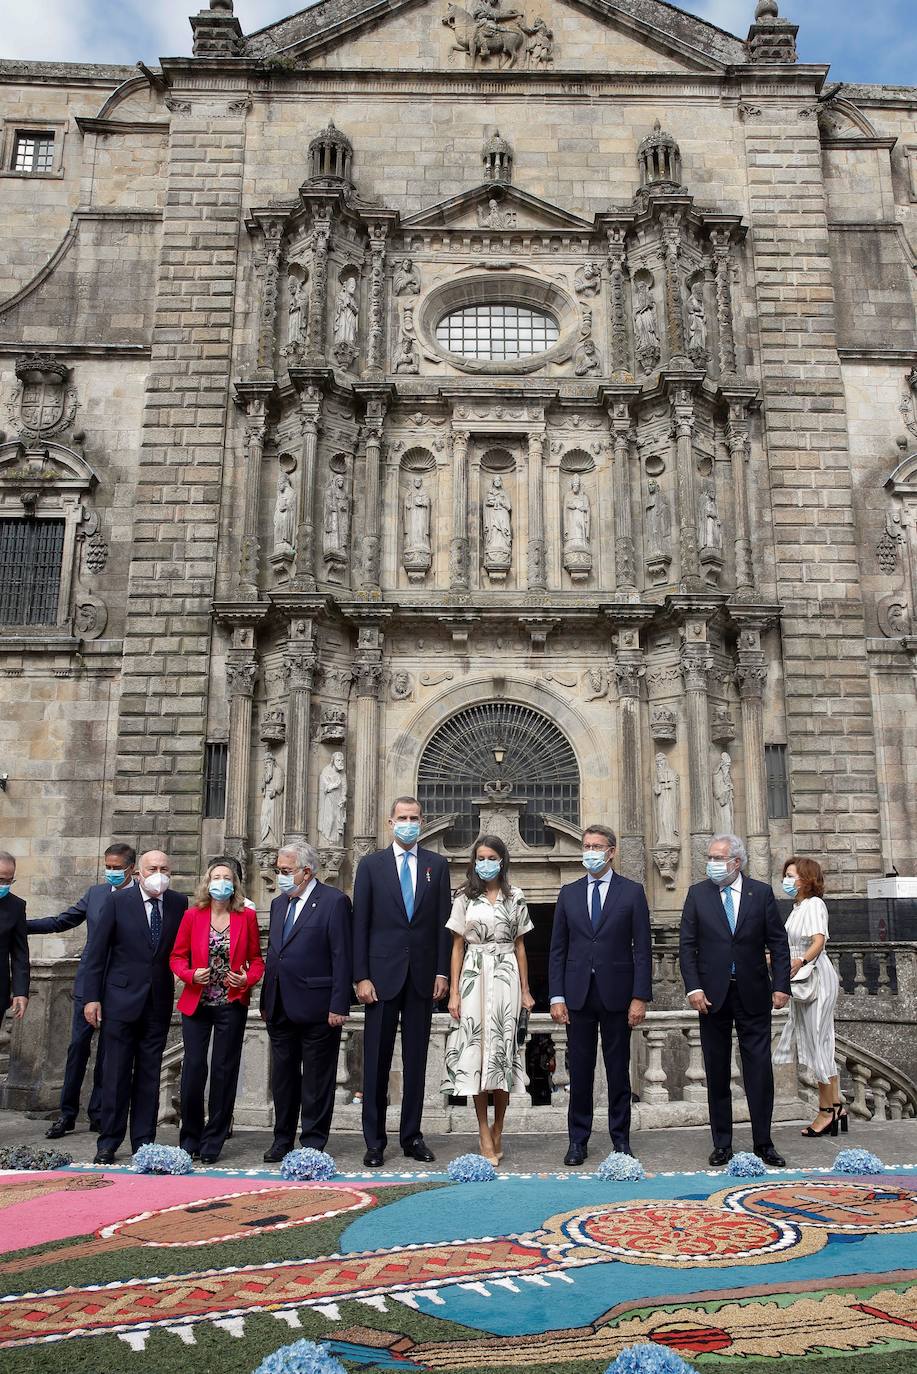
[443,835,535,1164]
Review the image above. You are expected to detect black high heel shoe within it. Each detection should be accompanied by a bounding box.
[834,1102,849,1133]
[801,1108,839,1138]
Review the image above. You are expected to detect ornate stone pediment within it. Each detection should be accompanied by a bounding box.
[0,440,97,495]
[401,183,592,233]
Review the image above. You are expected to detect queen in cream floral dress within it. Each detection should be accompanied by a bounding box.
[442,887,533,1095]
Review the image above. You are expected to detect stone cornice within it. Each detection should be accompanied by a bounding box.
[75,117,170,136]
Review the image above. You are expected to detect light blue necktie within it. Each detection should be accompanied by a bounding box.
[590,880,602,926]
[723,884,736,976]
[400,852,415,922]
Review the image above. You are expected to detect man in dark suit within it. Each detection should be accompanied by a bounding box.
[81,849,188,1164]
[679,832,791,1168]
[549,824,652,1166]
[260,842,353,1162]
[27,842,136,1139]
[353,796,451,1166]
[0,851,29,1025]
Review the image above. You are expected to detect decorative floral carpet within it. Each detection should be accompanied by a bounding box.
[2,1163,917,1373]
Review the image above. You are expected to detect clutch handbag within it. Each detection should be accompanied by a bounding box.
[516,1008,530,1045]
[790,960,819,1003]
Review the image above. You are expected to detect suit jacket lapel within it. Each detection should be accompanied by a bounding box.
[128,884,152,947]
[268,898,286,951]
[592,872,622,935]
[411,848,434,917]
[733,878,752,934]
[283,883,325,948]
[388,846,411,921]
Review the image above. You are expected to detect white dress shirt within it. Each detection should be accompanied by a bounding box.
[687,873,743,998]
[393,842,418,897]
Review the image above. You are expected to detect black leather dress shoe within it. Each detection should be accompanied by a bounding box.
[262,1144,289,1163]
[564,1143,587,1166]
[93,1150,116,1165]
[708,1147,734,1167]
[755,1145,787,1168]
[200,1154,220,1165]
[403,1136,435,1162]
[45,1118,75,1140]
[363,1148,385,1167]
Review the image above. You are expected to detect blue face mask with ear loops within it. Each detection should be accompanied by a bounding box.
[475,858,502,881]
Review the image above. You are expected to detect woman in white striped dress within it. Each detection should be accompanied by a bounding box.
[774,856,847,1138]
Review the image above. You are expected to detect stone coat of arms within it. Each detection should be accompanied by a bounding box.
[7,355,78,438]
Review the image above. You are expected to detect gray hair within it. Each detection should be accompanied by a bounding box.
[710,833,748,868]
[0,850,15,868]
[278,842,319,875]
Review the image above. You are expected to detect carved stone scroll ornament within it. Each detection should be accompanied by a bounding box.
[322,472,350,580]
[876,512,904,573]
[402,474,433,582]
[712,750,735,832]
[226,659,258,697]
[483,474,512,581]
[317,750,348,846]
[259,751,285,847]
[574,260,602,298]
[74,596,108,640]
[562,475,592,581]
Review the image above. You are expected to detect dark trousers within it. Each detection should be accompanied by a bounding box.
[362,976,433,1151]
[59,995,105,1125]
[179,1001,247,1157]
[267,993,341,1151]
[96,998,170,1155]
[699,982,775,1151]
[567,976,632,1151]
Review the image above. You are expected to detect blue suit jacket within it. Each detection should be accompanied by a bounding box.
[81,885,188,1024]
[352,846,451,1001]
[260,880,353,1023]
[27,881,133,1000]
[548,872,653,1012]
[0,892,29,1014]
[679,875,791,1015]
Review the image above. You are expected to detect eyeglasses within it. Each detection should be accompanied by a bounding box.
[582,843,611,852]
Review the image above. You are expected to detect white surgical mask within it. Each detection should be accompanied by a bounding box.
[209,879,235,902]
[706,860,730,884]
[105,868,128,888]
[393,820,421,845]
[143,871,170,896]
[277,872,297,894]
[782,877,798,898]
[582,852,608,874]
[475,858,501,881]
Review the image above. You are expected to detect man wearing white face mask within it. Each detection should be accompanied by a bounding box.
[82,849,188,1163]
[548,824,652,1166]
[679,833,791,1168]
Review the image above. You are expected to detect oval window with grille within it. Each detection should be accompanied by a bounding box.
[436,304,559,361]
[417,702,579,849]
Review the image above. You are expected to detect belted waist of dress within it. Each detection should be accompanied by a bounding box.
[475,940,516,952]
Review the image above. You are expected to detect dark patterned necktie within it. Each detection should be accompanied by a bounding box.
[590,881,602,926]
[149,897,162,948]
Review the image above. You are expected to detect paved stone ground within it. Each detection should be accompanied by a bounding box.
[3,1107,915,1172]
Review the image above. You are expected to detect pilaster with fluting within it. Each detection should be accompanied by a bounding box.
[680,630,713,879]
[449,427,470,590]
[615,646,646,881]
[736,625,771,880]
[283,623,319,845]
[527,429,547,590]
[360,405,386,595]
[224,632,259,867]
[293,386,322,592]
[352,630,384,857]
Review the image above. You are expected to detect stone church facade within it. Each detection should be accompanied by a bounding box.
[1,0,916,963]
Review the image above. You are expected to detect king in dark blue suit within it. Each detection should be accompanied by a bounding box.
[353,797,451,1166]
[260,842,353,1162]
[549,824,652,1166]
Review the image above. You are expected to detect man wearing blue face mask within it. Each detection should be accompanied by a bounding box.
[548,824,652,1166]
[0,850,29,1029]
[679,833,791,1168]
[27,842,136,1140]
[353,796,452,1166]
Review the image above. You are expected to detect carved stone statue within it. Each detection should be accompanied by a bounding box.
[522,15,554,67]
[259,752,285,847]
[477,197,516,229]
[390,670,415,701]
[322,472,350,574]
[483,474,512,576]
[687,281,707,359]
[393,259,420,295]
[317,750,347,846]
[272,470,296,557]
[563,474,592,579]
[634,279,661,371]
[574,338,601,376]
[393,332,419,374]
[653,752,680,846]
[701,487,723,552]
[574,260,601,297]
[332,275,359,363]
[287,277,307,349]
[712,751,735,832]
[645,479,671,558]
[402,474,432,581]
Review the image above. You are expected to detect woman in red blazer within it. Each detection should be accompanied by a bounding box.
[170,862,264,1163]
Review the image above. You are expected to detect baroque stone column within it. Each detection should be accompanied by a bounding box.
[614,634,646,881]
[608,398,638,596]
[449,427,470,590]
[680,621,714,879]
[725,399,757,598]
[365,222,387,378]
[669,382,701,591]
[735,623,772,881]
[660,210,686,359]
[293,385,322,592]
[606,227,630,379]
[360,395,388,594]
[304,211,331,360]
[254,216,285,378]
[224,629,259,869]
[711,229,738,378]
[352,624,384,862]
[283,621,319,845]
[234,383,274,598]
[527,430,547,590]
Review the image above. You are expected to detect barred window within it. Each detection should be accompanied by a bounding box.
[12,131,55,174]
[765,743,791,821]
[418,702,579,849]
[436,304,558,361]
[204,743,228,819]
[0,518,65,625]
